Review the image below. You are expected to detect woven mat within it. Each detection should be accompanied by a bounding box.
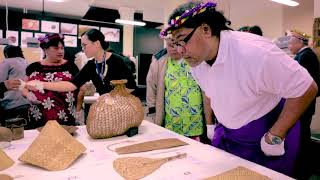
[19,121,86,171]
[0,174,13,180]
[115,138,188,154]
[203,166,271,180]
[0,149,14,171]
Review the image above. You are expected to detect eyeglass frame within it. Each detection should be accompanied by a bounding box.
[169,27,198,52]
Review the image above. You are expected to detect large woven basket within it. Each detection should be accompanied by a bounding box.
[86,80,144,139]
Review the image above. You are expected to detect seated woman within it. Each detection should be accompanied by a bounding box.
[0,45,30,125]
[26,29,137,97]
[26,33,80,128]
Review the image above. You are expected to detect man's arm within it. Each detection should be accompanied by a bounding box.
[202,92,213,125]
[270,81,318,139]
[146,57,159,114]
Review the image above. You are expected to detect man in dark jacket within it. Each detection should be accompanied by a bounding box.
[288,30,320,179]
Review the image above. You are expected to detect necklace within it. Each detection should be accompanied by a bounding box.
[95,51,108,84]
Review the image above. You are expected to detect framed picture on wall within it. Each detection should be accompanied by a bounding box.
[22,19,40,31]
[64,35,77,47]
[61,23,77,35]
[34,32,46,40]
[21,31,33,48]
[6,30,19,46]
[100,27,120,42]
[41,20,59,33]
[78,25,99,38]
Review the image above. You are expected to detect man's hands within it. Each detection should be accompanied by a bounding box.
[4,79,21,91]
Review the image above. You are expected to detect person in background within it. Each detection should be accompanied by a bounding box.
[237,26,250,32]
[146,40,213,143]
[25,29,137,100]
[249,25,263,36]
[25,33,81,128]
[288,30,320,180]
[0,45,30,126]
[161,1,317,177]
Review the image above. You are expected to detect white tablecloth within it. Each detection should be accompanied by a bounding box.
[2,121,293,180]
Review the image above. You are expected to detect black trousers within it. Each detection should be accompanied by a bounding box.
[295,112,313,180]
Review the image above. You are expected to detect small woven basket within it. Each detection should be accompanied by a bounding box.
[86,80,144,139]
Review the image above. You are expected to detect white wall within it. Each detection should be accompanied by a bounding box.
[227,0,284,39]
[315,0,320,18]
[283,0,314,36]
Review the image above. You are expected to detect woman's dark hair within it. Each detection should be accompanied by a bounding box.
[168,1,232,38]
[3,45,24,58]
[81,29,109,50]
[39,33,65,49]
[249,26,263,36]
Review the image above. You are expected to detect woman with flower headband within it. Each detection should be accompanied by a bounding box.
[25,33,80,128]
[161,1,318,177]
[26,29,137,102]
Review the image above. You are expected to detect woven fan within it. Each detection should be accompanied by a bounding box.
[0,149,14,171]
[203,166,271,180]
[114,153,187,180]
[115,138,188,154]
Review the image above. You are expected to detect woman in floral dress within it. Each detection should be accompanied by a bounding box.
[26,33,79,128]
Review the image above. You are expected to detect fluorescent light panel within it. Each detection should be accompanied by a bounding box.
[115,19,146,26]
[270,0,299,7]
[47,0,64,2]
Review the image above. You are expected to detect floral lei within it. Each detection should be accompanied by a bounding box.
[160,1,217,38]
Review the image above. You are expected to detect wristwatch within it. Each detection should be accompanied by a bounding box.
[267,132,283,145]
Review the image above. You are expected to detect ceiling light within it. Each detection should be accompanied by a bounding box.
[270,0,299,7]
[115,19,146,26]
[47,0,64,2]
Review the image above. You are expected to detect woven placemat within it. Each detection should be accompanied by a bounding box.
[115,138,188,154]
[0,149,14,171]
[0,174,13,180]
[203,166,271,180]
[19,121,86,171]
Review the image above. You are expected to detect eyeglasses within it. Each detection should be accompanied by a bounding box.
[171,27,198,52]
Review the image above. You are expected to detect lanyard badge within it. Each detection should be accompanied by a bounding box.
[95,52,108,84]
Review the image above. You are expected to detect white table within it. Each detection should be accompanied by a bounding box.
[3,121,293,180]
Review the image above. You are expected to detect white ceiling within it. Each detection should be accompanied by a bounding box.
[0,0,185,22]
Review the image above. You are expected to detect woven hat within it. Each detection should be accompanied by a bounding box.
[37,125,78,135]
[0,127,13,148]
[0,174,13,180]
[203,166,271,180]
[19,121,86,171]
[0,149,14,171]
[115,138,188,154]
[0,127,13,142]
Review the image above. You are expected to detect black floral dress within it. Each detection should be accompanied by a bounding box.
[26,61,79,128]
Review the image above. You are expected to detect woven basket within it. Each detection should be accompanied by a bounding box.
[86,80,144,139]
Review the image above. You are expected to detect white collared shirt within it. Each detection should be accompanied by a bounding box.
[191,31,313,129]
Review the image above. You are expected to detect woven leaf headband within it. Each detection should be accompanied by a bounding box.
[160,1,217,38]
[38,34,64,43]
